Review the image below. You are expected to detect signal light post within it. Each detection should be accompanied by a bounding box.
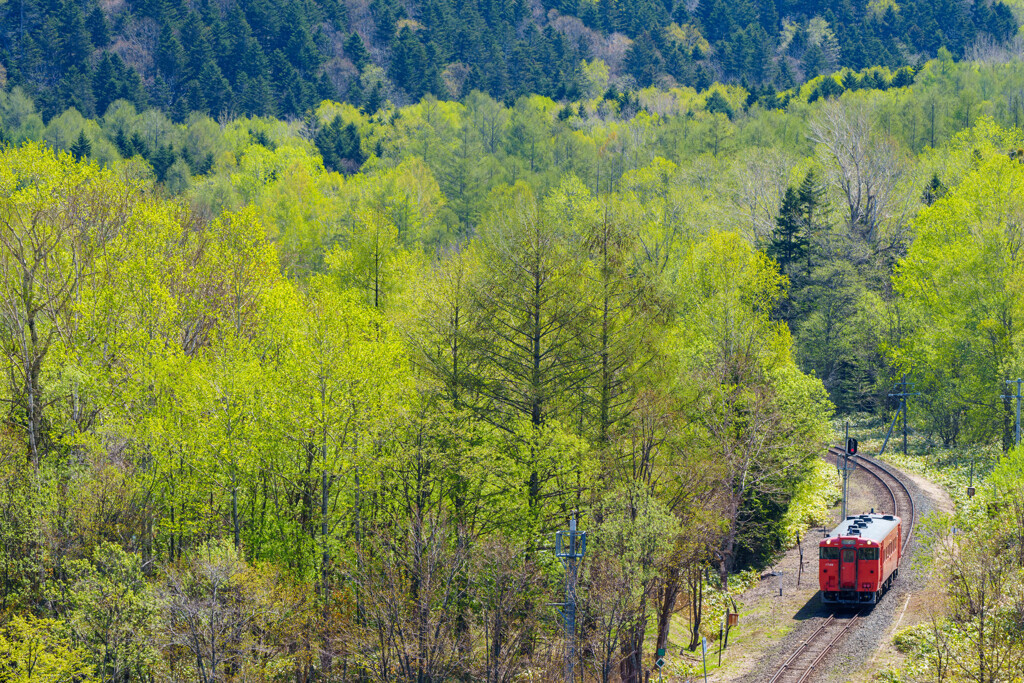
[838,422,858,520]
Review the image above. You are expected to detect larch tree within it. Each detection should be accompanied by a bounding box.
[470,183,590,511]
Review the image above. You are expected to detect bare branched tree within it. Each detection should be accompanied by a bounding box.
[472,538,546,683]
[159,541,306,683]
[358,513,468,683]
[809,99,911,256]
[731,148,796,245]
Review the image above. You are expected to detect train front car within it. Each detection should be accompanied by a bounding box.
[819,513,902,605]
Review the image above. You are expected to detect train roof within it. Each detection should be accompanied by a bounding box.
[821,513,900,545]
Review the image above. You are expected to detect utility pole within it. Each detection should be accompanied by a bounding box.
[555,514,586,683]
[884,375,920,456]
[1002,379,1023,448]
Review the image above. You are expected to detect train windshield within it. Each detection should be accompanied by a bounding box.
[819,547,840,560]
[857,547,879,560]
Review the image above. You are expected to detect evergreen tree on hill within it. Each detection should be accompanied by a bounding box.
[57,2,93,72]
[345,33,371,71]
[315,116,365,174]
[0,0,1016,116]
[768,186,810,276]
[70,130,92,161]
[625,34,665,88]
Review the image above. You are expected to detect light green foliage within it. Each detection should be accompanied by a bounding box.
[0,87,45,143]
[0,615,95,683]
[670,232,833,576]
[780,456,841,545]
[580,59,610,99]
[582,483,675,679]
[894,137,1024,445]
[18,49,1024,683]
[888,443,1024,682]
[64,543,156,682]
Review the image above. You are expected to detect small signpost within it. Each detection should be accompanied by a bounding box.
[655,647,666,683]
[701,636,708,683]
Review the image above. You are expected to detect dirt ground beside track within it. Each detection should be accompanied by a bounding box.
[699,459,952,682]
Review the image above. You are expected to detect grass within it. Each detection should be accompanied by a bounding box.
[832,414,1007,682]
[835,412,1000,512]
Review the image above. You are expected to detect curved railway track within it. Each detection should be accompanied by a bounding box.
[849,451,916,550]
[767,612,863,683]
[766,447,917,683]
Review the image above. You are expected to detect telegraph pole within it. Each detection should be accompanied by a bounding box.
[1002,379,1023,448]
[555,514,587,683]
[885,375,920,456]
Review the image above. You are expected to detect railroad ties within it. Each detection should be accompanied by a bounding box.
[767,612,863,683]
[766,447,917,682]
[827,446,916,550]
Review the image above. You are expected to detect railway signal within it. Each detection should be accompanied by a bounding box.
[838,423,858,520]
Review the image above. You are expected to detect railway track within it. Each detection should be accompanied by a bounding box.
[766,447,917,683]
[828,447,917,550]
[767,612,863,683]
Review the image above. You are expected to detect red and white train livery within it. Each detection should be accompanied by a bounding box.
[818,513,902,604]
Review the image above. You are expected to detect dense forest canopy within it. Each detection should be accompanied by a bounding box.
[0,0,1018,119]
[3,0,1024,675]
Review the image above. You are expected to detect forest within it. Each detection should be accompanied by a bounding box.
[0,0,1018,119]
[4,16,1024,681]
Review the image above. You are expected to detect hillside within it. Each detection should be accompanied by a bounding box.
[3,4,1024,675]
[0,0,1017,120]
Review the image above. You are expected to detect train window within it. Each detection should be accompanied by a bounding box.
[857,548,879,561]
[819,547,840,560]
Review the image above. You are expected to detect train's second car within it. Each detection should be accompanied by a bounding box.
[819,513,901,604]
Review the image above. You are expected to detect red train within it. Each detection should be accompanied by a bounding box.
[818,513,902,604]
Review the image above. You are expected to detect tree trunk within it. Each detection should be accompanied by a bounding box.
[618,612,647,683]
[232,481,240,550]
[687,563,703,652]
[655,569,679,656]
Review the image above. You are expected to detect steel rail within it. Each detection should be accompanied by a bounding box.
[795,613,862,683]
[826,446,916,550]
[766,616,834,683]
[851,452,916,551]
[767,612,862,683]
[829,445,897,519]
[767,447,917,682]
